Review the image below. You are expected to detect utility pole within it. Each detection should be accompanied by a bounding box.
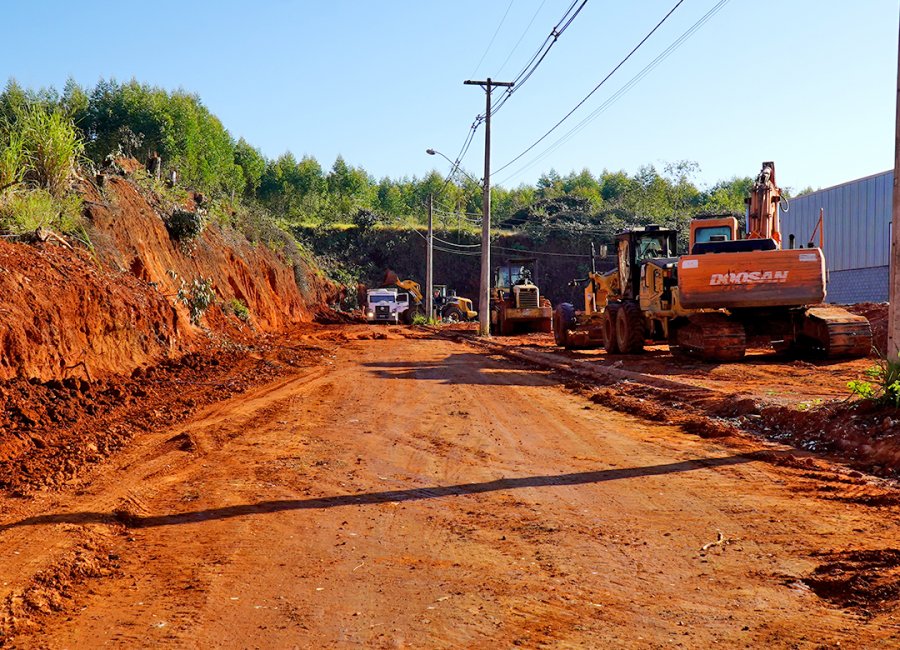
[426,194,434,322]
[464,77,514,336]
[890,13,900,359]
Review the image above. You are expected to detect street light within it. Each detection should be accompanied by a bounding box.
[425,149,481,186]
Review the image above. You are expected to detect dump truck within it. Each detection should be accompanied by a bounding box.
[554,162,872,361]
[491,258,553,335]
[366,287,413,324]
[366,270,425,325]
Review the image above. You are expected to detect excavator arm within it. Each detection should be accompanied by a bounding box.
[746,161,782,244]
[393,279,423,304]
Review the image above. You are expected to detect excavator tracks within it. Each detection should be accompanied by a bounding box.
[672,313,747,362]
[798,306,873,358]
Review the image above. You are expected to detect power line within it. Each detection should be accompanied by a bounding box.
[470,0,517,78]
[432,0,588,206]
[497,0,731,184]
[433,234,481,247]
[412,224,595,260]
[436,119,483,195]
[434,244,483,256]
[491,0,588,116]
[495,0,549,76]
[434,207,483,219]
[423,200,483,223]
[493,0,686,177]
[493,245,591,258]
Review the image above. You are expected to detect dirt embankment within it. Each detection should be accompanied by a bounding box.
[0,171,336,383]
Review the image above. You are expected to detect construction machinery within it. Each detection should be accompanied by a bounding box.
[433,284,477,322]
[366,287,412,324]
[491,258,553,335]
[366,270,424,325]
[554,162,872,361]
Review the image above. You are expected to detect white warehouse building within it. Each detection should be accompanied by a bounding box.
[780,169,891,304]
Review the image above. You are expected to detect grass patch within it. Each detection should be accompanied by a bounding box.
[848,356,900,408]
[0,187,83,235]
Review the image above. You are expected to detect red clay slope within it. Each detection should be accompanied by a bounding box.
[0,171,334,382]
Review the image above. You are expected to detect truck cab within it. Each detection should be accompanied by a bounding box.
[366,288,409,324]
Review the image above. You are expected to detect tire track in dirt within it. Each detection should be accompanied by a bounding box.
[2,336,899,647]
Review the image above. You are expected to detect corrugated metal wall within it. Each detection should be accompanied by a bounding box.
[780,170,891,272]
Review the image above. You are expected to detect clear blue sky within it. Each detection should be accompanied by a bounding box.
[2,1,897,192]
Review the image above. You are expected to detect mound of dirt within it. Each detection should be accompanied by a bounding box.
[83,175,326,334]
[0,336,329,493]
[847,302,887,355]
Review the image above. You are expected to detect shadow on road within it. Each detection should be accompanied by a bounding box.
[0,453,763,532]
[363,353,556,386]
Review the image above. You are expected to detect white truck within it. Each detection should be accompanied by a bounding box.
[365,287,411,324]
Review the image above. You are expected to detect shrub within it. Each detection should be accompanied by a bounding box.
[0,127,25,189]
[13,103,84,198]
[227,298,250,321]
[848,356,900,408]
[177,277,215,325]
[0,100,84,236]
[166,208,205,242]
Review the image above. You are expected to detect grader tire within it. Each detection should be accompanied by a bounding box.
[616,301,646,354]
[553,303,575,348]
[602,303,621,354]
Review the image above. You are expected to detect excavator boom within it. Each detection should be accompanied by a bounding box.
[746,161,782,243]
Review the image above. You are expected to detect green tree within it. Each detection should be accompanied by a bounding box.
[234,137,265,197]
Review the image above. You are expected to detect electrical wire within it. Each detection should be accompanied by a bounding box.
[433,234,481,247]
[492,245,591,258]
[434,207,483,219]
[470,0,517,78]
[493,0,686,178]
[497,0,731,184]
[414,225,594,260]
[435,119,482,194]
[434,245,483,256]
[491,0,588,116]
[432,0,589,200]
[495,0,549,76]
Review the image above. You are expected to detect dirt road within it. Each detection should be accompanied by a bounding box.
[2,334,899,647]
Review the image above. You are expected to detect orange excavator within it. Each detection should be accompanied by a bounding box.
[554,162,872,361]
